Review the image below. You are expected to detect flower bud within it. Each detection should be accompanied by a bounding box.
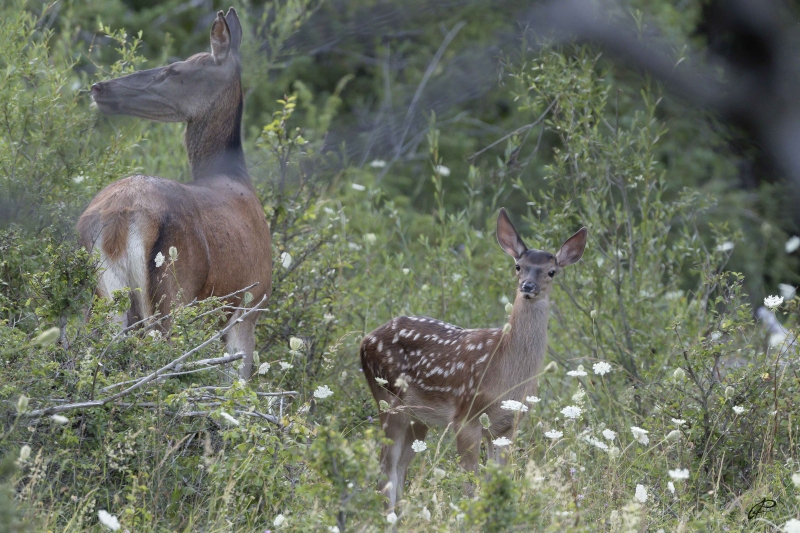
[16,395,28,414]
[168,246,178,261]
[502,323,512,334]
[590,310,598,319]
[18,445,31,462]
[673,368,686,382]
[665,430,682,442]
[289,337,304,351]
[505,302,513,314]
[724,386,734,400]
[479,413,491,429]
[433,468,446,480]
[33,327,60,346]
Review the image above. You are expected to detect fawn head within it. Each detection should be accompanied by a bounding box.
[496,208,587,301]
[91,8,243,122]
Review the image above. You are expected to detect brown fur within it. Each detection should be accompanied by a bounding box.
[360,209,587,509]
[78,8,270,379]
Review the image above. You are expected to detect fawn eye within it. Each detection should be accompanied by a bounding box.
[515,264,521,272]
[548,269,556,277]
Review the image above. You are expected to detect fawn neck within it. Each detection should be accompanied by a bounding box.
[498,291,550,388]
[185,80,249,183]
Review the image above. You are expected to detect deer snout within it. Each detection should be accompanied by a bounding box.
[90,82,105,98]
[521,281,539,295]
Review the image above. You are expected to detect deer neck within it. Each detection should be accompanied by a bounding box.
[185,81,249,184]
[500,292,550,385]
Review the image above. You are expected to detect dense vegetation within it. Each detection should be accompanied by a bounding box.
[1,0,799,531]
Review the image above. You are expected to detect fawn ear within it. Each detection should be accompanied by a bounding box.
[210,11,232,64]
[224,7,243,56]
[556,227,588,267]
[496,208,527,260]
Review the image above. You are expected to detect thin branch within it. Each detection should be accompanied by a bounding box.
[467,98,557,161]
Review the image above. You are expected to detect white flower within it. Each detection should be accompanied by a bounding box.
[667,481,675,494]
[500,400,529,412]
[492,436,513,447]
[634,484,648,503]
[608,446,620,459]
[786,236,800,253]
[779,283,796,300]
[526,396,541,404]
[386,512,398,524]
[72,174,87,184]
[257,362,271,375]
[420,507,431,521]
[584,435,609,451]
[314,385,334,399]
[351,183,366,191]
[364,233,377,245]
[544,430,563,439]
[279,362,293,370]
[402,268,411,275]
[98,510,121,531]
[668,468,690,480]
[593,361,612,375]
[323,312,335,323]
[168,246,178,261]
[433,164,451,176]
[411,440,427,452]
[273,513,285,527]
[18,445,30,462]
[792,472,800,487]
[732,405,745,414]
[764,295,784,309]
[433,468,446,479]
[369,159,387,168]
[715,241,734,252]
[671,418,686,426]
[328,527,340,533]
[783,519,800,533]
[50,414,69,425]
[505,302,514,314]
[673,368,686,381]
[631,426,650,445]
[375,377,388,385]
[665,430,682,442]
[502,322,512,334]
[219,412,239,426]
[280,252,292,269]
[561,405,582,419]
[602,429,617,441]
[567,365,588,377]
[289,337,304,351]
[154,252,165,268]
[394,375,409,392]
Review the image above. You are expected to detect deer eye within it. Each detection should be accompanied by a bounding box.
[515,264,521,272]
[548,269,556,277]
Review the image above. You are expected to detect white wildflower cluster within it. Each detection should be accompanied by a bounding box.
[411,440,427,453]
[583,435,609,451]
[526,396,541,404]
[671,418,686,426]
[98,510,121,531]
[784,519,800,533]
[314,385,334,399]
[786,236,800,253]
[634,484,648,503]
[732,405,745,414]
[544,429,563,440]
[668,468,690,480]
[492,436,513,447]
[500,400,528,412]
[561,405,582,419]
[631,426,649,445]
[602,429,617,441]
[567,365,588,377]
[593,361,612,375]
[764,295,784,310]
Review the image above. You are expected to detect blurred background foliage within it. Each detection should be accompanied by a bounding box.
[0,0,799,531]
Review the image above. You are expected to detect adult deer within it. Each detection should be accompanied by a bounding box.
[77,8,271,379]
[361,209,587,509]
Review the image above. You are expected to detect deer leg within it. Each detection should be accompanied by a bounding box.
[456,422,483,497]
[396,420,428,499]
[225,310,256,380]
[378,410,417,511]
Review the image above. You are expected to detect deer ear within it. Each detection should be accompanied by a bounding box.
[225,7,243,56]
[556,227,588,267]
[496,208,528,260]
[210,11,231,64]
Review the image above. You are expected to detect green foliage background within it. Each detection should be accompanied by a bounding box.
[0,0,799,531]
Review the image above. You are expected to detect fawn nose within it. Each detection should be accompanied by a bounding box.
[521,281,538,294]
